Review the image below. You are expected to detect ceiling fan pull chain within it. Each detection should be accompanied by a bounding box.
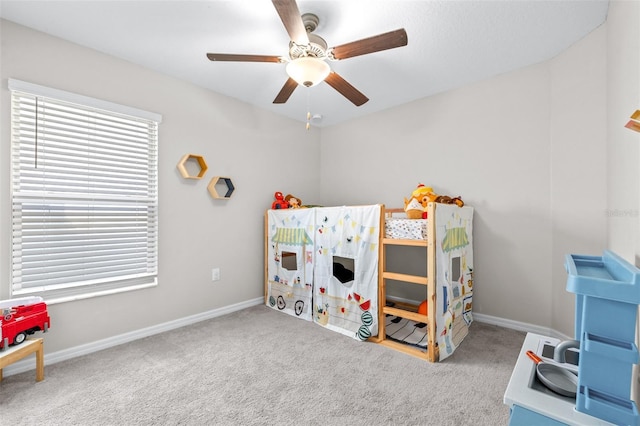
[306,90,311,130]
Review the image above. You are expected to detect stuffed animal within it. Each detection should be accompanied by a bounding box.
[435,195,465,207]
[272,191,289,209]
[404,197,424,219]
[404,184,438,219]
[285,194,302,209]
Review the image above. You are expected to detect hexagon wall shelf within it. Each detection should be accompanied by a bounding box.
[177,154,208,179]
[625,109,640,133]
[208,176,235,199]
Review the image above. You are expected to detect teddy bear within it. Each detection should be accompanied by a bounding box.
[404,184,438,219]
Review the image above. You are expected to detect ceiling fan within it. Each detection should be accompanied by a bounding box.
[206,0,408,107]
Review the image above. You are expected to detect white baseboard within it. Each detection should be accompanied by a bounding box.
[472,312,571,341]
[4,296,570,378]
[2,297,264,378]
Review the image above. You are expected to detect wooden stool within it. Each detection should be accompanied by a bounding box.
[0,338,44,382]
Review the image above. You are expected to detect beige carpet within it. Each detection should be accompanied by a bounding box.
[0,304,525,425]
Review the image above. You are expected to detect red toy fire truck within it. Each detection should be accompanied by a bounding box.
[0,296,51,350]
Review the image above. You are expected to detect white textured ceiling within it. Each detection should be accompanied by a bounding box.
[0,0,609,127]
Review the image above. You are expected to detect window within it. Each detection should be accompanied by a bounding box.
[9,79,162,302]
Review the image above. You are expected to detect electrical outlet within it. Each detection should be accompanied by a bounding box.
[212,268,221,281]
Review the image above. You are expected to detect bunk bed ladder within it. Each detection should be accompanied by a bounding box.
[377,203,438,362]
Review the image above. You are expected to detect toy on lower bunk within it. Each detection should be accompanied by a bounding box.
[418,299,428,315]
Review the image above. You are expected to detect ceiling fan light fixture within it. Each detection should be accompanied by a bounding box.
[286,57,330,87]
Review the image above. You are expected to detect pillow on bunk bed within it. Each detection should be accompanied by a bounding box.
[385,217,428,240]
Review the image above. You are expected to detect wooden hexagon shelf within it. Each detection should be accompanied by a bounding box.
[177,154,208,179]
[625,109,640,133]
[208,176,235,199]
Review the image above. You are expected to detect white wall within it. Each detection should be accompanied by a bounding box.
[607,0,640,259]
[549,24,607,337]
[319,23,608,336]
[1,0,638,355]
[0,19,321,353]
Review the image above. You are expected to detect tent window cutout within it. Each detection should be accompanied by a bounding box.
[282,251,297,271]
[333,256,355,283]
[451,256,461,282]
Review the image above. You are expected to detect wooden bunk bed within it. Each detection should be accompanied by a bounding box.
[264,202,473,362]
[375,202,474,362]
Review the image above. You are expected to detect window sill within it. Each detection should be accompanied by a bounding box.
[43,282,158,306]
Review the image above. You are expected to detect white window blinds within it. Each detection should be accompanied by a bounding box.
[9,79,162,301]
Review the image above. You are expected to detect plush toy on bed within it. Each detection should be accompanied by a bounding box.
[272,191,289,209]
[435,195,465,207]
[404,184,438,219]
[285,194,302,209]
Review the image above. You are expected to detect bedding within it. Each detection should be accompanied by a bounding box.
[384,217,428,240]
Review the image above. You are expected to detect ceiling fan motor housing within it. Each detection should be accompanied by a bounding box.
[289,33,327,60]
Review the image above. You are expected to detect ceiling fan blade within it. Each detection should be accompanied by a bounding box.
[324,72,369,107]
[206,53,283,63]
[272,0,309,45]
[330,29,408,60]
[273,78,298,104]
